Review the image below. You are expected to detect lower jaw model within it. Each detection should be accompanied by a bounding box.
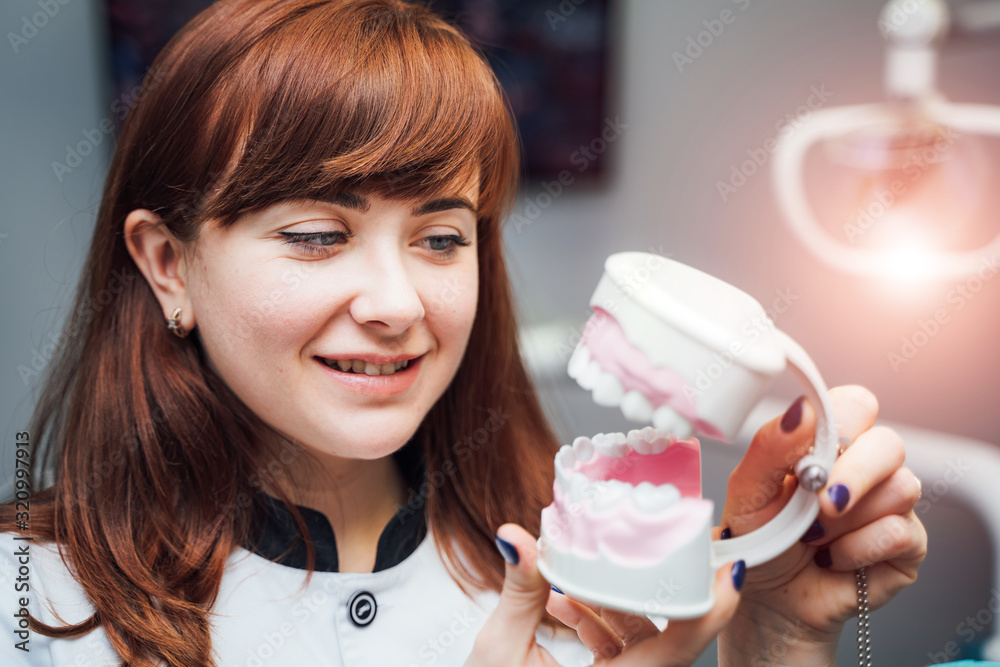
[537,425,716,618]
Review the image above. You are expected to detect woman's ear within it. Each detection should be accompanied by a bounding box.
[123,209,195,334]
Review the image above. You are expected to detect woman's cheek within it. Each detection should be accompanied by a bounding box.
[196,270,315,359]
[424,262,478,322]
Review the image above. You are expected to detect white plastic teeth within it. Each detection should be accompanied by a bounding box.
[632,481,681,512]
[626,427,673,455]
[571,436,595,463]
[590,479,633,512]
[556,444,681,513]
[568,343,695,438]
[620,390,654,421]
[554,432,683,514]
[591,432,629,458]
[555,445,575,489]
[652,404,693,439]
[568,345,624,406]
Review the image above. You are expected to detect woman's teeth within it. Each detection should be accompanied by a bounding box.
[322,358,411,375]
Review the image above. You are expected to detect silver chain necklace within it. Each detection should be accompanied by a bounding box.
[856,567,872,666]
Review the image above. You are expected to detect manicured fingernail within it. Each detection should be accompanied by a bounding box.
[731,560,746,591]
[828,483,850,513]
[814,547,832,568]
[720,527,732,540]
[780,396,805,433]
[494,533,519,565]
[551,585,564,595]
[800,519,825,543]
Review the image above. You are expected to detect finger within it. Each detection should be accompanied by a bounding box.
[724,395,815,527]
[612,562,743,667]
[828,385,880,446]
[550,595,661,647]
[820,426,905,517]
[808,467,921,545]
[856,558,927,612]
[723,386,879,534]
[599,608,660,647]
[477,524,551,658]
[545,594,623,660]
[814,512,927,575]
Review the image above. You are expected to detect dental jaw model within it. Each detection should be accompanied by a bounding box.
[537,252,839,618]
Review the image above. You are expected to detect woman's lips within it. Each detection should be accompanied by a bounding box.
[315,354,423,396]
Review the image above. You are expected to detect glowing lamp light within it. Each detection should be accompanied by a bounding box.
[773,0,1000,282]
[886,242,934,282]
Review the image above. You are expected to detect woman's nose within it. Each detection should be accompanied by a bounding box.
[348,251,425,333]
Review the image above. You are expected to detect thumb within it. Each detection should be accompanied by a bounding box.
[481,524,551,652]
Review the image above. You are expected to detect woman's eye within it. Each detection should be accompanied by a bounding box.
[279,230,351,256]
[419,234,471,257]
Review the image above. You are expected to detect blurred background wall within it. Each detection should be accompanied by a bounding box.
[2,0,999,664]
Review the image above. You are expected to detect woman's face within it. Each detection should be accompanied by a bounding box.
[182,180,479,460]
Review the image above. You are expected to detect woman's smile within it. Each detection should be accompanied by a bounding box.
[314,352,425,396]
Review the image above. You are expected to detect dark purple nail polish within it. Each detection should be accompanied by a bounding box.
[814,548,832,568]
[494,533,519,565]
[800,519,825,543]
[720,527,732,540]
[551,585,564,595]
[780,396,805,433]
[828,484,850,513]
[731,560,746,591]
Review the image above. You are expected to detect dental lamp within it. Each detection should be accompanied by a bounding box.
[773,0,1000,282]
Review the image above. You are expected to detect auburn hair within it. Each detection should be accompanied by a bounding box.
[0,1,562,664]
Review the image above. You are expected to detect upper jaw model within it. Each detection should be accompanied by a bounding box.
[538,252,837,618]
[566,252,788,445]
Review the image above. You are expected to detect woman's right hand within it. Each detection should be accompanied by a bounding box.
[465,524,742,667]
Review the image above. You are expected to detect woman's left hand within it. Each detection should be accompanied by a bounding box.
[717,385,927,665]
[467,524,743,666]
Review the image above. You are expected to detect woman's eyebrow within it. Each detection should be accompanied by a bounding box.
[321,191,370,213]
[411,197,477,216]
[318,192,477,217]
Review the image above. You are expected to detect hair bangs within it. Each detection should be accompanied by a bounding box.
[197,0,519,232]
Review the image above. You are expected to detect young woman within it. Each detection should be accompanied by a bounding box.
[1,1,926,665]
